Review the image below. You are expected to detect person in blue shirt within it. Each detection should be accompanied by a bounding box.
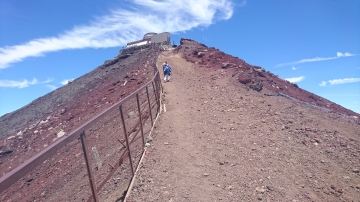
[163,64,172,82]
[163,61,168,72]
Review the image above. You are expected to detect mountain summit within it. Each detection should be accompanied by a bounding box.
[1,38,359,201]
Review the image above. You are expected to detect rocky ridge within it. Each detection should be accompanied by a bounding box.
[1,38,359,201]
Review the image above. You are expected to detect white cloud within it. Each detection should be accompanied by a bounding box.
[276,52,356,67]
[284,76,305,83]
[292,66,297,70]
[0,0,234,69]
[61,79,74,85]
[336,52,354,57]
[319,81,327,87]
[45,84,57,90]
[328,78,360,85]
[0,78,38,88]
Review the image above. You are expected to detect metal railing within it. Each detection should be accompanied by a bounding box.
[0,55,162,201]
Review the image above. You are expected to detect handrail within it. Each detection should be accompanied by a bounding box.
[0,49,162,201]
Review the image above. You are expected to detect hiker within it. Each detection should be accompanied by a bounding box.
[163,64,172,82]
[163,61,168,72]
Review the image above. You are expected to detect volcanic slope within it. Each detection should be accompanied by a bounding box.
[128,39,360,201]
[0,45,160,201]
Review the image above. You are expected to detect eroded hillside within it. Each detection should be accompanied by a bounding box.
[0,44,161,201]
[128,39,360,201]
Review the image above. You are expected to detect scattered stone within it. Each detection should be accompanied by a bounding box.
[314,138,321,143]
[255,186,266,193]
[91,147,102,170]
[146,136,153,143]
[266,185,275,191]
[352,168,359,173]
[57,130,66,138]
[0,150,13,156]
[221,63,235,69]
[343,176,350,180]
[38,120,48,126]
[330,185,343,193]
[60,108,67,115]
[128,111,135,118]
[249,80,263,92]
[26,178,34,183]
[145,143,150,147]
[197,52,205,58]
[340,142,347,147]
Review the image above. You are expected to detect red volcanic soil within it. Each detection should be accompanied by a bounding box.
[0,45,161,201]
[175,39,359,118]
[128,39,360,201]
[1,38,359,201]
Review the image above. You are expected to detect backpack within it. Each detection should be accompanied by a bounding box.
[164,65,171,73]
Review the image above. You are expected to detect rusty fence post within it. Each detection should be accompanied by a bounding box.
[80,131,99,202]
[136,93,145,147]
[157,73,163,93]
[119,105,135,176]
[152,81,160,114]
[146,86,154,126]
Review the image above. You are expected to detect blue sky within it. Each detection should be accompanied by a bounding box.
[1,0,359,116]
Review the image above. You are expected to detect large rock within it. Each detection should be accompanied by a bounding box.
[249,80,263,92]
[238,73,251,84]
[197,52,205,58]
[221,63,236,69]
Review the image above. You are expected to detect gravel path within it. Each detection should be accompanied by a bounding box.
[127,51,360,202]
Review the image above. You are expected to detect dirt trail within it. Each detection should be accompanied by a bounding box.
[128,51,222,201]
[127,50,360,201]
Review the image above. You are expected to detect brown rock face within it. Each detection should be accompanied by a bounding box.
[175,38,359,118]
